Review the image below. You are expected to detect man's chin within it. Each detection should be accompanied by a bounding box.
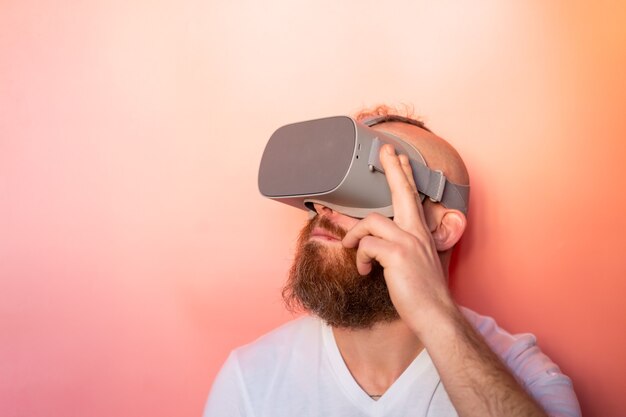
[304,240,345,259]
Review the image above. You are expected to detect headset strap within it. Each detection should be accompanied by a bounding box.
[368,137,469,215]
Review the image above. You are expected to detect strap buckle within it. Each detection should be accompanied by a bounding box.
[429,170,446,203]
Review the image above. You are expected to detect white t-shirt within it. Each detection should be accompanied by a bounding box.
[203,308,580,417]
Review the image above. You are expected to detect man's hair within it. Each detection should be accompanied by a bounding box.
[354,104,432,133]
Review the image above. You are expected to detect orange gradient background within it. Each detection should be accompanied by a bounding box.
[1,1,625,416]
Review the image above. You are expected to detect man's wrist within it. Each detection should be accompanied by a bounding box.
[404,292,463,344]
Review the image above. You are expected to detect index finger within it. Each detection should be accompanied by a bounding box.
[379,144,421,230]
[399,153,427,226]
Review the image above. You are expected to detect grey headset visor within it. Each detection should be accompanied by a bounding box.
[258,116,469,218]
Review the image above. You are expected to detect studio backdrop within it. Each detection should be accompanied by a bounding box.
[1,1,625,416]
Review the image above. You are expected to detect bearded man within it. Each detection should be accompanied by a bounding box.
[203,107,581,417]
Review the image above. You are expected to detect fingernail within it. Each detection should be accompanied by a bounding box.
[385,144,395,155]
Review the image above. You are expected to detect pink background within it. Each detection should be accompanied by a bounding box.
[1,1,625,416]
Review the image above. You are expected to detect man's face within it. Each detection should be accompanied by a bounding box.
[282,211,400,329]
[282,121,467,329]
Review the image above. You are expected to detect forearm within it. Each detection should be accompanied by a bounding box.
[409,300,548,417]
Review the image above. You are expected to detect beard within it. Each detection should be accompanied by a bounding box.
[282,215,399,329]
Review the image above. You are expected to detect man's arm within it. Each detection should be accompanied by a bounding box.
[342,144,562,417]
[464,308,581,417]
[416,300,549,417]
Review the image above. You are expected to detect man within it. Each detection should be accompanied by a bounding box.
[204,107,581,417]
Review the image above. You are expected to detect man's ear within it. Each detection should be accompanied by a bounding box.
[431,210,467,252]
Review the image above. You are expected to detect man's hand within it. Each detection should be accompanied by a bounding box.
[342,144,549,417]
[342,143,455,335]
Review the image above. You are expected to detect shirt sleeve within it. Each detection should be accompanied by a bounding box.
[462,307,582,417]
[203,351,253,417]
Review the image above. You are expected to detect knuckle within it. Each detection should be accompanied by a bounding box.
[401,234,418,249]
[390,245,408,262]
[359,235,372,245]
[365,212,385,225]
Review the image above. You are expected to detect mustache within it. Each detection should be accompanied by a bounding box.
[301,214,348,241]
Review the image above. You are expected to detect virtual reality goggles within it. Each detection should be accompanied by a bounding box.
[258,115,469,218]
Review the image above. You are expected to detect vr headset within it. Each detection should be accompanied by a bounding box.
[258,115,469,218]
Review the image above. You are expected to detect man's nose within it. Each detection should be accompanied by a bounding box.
[312,203,336,216]
[311,203,359,231]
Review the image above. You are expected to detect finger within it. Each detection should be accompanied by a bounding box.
[399,153,426,224]
[379,145,420,229]
[399,153,418,193]
[353,235,394,275]
[342,212,404,249]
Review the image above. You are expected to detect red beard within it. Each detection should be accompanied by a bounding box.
[282,215,399,329]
